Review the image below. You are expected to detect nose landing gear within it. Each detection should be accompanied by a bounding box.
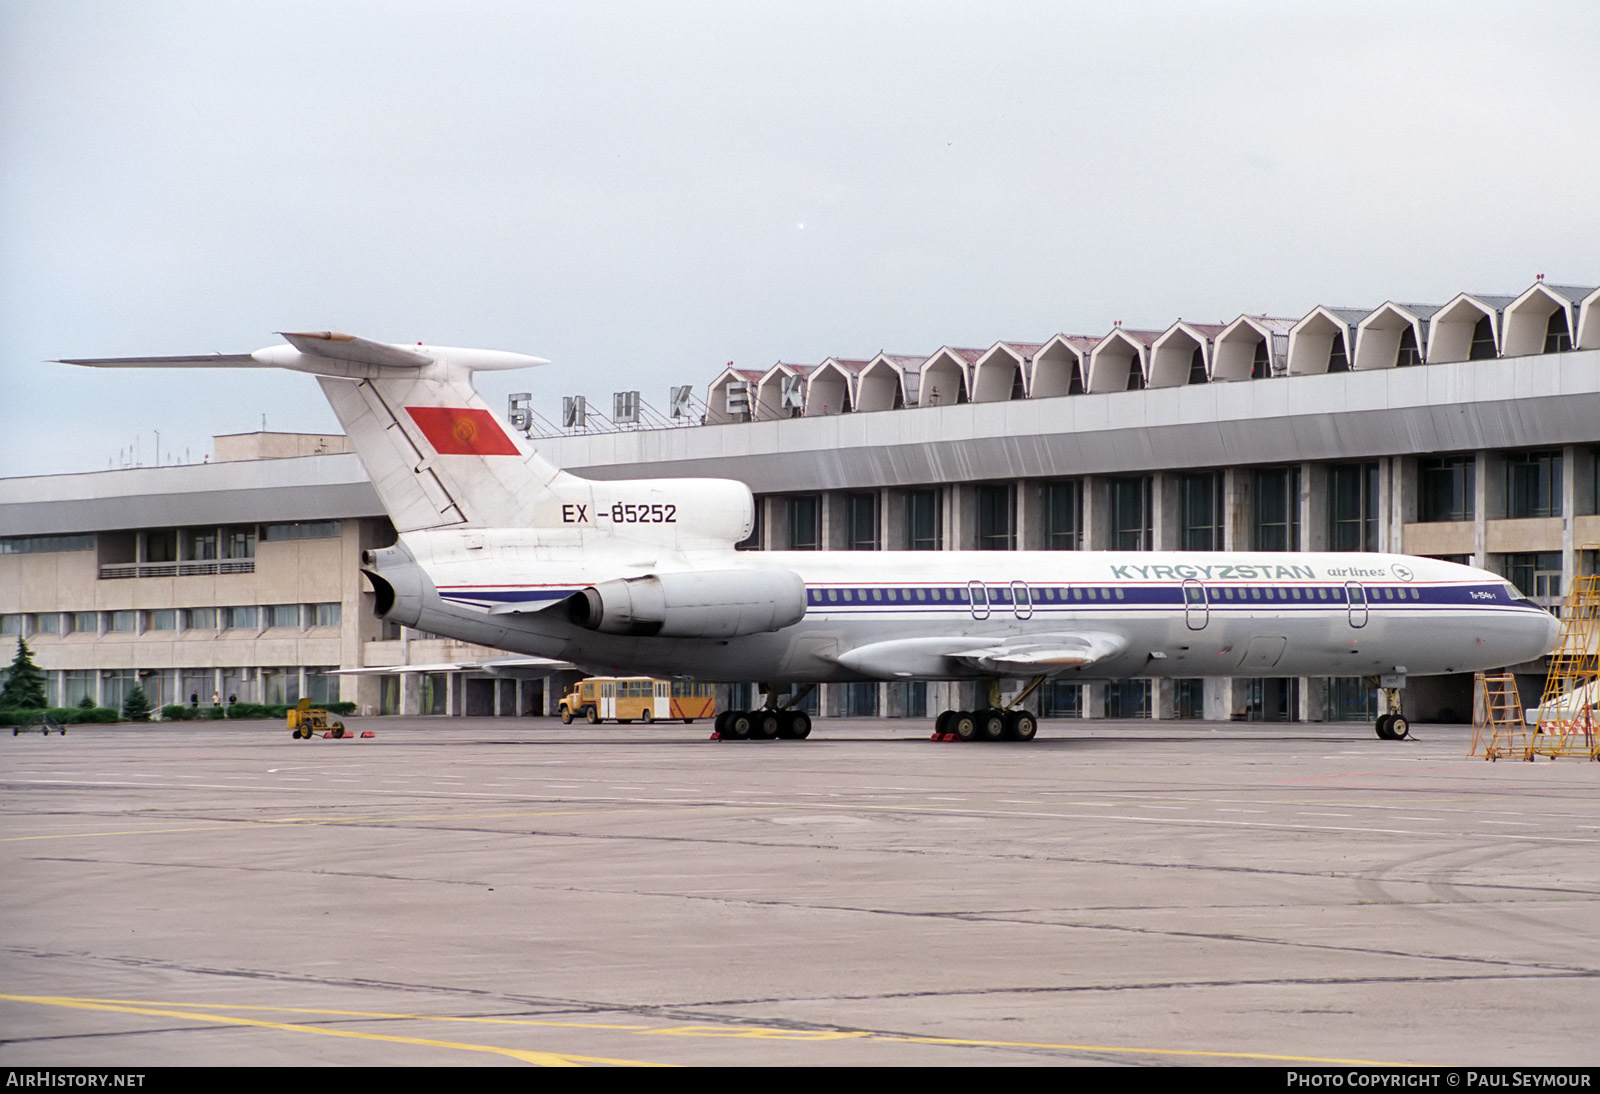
[1375,683,1411,740]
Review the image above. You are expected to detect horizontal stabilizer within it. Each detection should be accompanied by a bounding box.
[59,331,547,379]
[56,353,259,368]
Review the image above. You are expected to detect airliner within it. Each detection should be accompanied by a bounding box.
[63,332,1560,742]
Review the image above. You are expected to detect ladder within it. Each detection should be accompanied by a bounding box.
[1469,673,1527,761]
[1527,555,1599,761]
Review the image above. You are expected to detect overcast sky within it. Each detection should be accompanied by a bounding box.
[2,0,1596,478]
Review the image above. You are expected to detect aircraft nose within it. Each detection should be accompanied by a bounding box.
[1523,607,1561,663]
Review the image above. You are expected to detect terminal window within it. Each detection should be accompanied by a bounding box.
[1179,472,1221,551]
[1251,467,1301,551]
[904,489,942,551]
[1041,480,1082,550]
[1419,455,1475,522]
[976,484,1015,551]
[1503,450,1563,519]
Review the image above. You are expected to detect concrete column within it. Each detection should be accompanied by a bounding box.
[1230,678,1254,720]
[1152,677,1174,721]
[1302,462,1327,551]
[1301,676,1329,722]
[1082,683,1106,720]
[1019,480,1043,549]
[885,489,907,550]
[1563,445,1579,585]
[947,484,973,549]
[768,497,792,550]
[401,672,419,716]
[1005,478,1025,551]
[879,488,892,552]
[1152,471,1179,551]
[819,490,835,550]
[1384,456,1404,553]
[1082,476,1110,550]
[1222,467,1245,551]
[1472,450,1490,569]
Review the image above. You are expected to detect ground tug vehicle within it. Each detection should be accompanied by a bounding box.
[288,697,346,739]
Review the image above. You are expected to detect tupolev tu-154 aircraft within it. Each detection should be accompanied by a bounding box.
[63,331,1559,743]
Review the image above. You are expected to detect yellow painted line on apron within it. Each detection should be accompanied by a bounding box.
[2,995,1417,1065]
[1,995,668,1067]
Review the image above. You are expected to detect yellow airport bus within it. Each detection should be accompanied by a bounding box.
[558,677,717,725]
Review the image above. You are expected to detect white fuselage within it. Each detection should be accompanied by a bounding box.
[387,540,1559,684]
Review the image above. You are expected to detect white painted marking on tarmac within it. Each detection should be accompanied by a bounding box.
[769,814,868,826]
[1299,812,1352,818]
[1481,820,1536,826]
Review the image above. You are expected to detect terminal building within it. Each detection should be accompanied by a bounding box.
[3,278,1598,722]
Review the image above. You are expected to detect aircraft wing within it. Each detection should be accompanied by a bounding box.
[834,632,1130,679]
[333,655,575,677]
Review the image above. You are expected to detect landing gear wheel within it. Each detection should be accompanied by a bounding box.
[726,711,755,740]
[755,711,780,739]
[935,710,954,736]
[584,706,599,725]
[1375,713,1394,740]
[1388,714,1409,740]
[1008,711,1038,742]
[953,711,978,742]
[714,711,732,736]
[979,707,1007,742]
[786,711,811,739]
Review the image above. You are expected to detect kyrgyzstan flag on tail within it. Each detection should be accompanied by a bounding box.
[405,406,521,456]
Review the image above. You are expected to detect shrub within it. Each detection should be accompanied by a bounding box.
[0,706,120,726]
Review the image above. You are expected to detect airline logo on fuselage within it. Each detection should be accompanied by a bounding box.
[405,406,521,456]
[1110,562,1320,581]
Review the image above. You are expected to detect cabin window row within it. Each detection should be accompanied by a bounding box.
[801,585,1429,606]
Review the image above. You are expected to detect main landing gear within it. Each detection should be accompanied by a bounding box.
[714,683,814,742]
[932,677,1044,743]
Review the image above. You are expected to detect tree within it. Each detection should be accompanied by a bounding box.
[0,637,47,710]
[122,683,153,722]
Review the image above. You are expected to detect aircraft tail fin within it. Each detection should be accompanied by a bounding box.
[64,332,562,532]
[62,332,756,546]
